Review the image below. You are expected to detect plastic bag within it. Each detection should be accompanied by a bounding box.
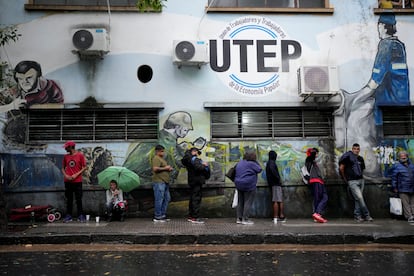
[389,197,402,216]
[232,189,238,208]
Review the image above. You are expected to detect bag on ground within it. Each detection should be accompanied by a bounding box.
[232,189,238,208]
[300,165,310,184]
[389,197,402,216]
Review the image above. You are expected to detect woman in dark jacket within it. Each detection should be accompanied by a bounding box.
[305,148,328,223]
[234,150,262,225]
[392,151,414,223]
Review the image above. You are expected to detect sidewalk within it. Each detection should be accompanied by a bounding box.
[1,218,413,245]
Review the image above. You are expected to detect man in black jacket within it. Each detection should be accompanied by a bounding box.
[266,150,286,224]
[181,147,210,224]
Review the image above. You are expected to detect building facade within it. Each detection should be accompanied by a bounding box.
[1,0,413,219]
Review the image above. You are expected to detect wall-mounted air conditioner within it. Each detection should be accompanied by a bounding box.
[72,28,109,57]
[173,40,209,68]
[298,66,339,97]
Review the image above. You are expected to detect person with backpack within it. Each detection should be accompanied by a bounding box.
[305,148,328,223]
[339,143,373,222]
[266,150,286,224]
[181,147,210,224]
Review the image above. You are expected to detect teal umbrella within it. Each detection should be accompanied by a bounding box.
[97,166,140,192]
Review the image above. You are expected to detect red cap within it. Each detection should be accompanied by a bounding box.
[63,141,76,148]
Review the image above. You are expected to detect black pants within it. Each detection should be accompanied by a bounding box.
[189,185,202,218]
[65,182,83,217]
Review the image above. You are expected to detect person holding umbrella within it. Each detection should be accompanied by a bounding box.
[151,144,173,222]
[62,141,87,223]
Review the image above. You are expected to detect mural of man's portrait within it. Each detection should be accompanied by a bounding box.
[13,60,64,107]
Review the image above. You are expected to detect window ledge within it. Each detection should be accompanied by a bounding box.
[374,8,414,14]
[206,7,334,14]
[24,4,159,12]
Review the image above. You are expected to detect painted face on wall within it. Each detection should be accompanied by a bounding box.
[174,125,190,138]
[377,23,387,39]
[15,68,38,93]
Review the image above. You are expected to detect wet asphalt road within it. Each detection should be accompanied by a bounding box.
[1,244,414,276]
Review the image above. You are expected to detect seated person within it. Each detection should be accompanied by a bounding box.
[106,180,126,222]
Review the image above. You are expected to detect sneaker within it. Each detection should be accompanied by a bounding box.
[78,215,86,223]
[63,215,72,223]
[278,217,287,223]
[161,216,171,222]
[236,218,243,224]
[355,216,364,223]
[364,216,374,222]
[153,218,167,222]
[312,213,327,223]
[188,217,205,224]
[408,217,414,223]
[241,219,254,225]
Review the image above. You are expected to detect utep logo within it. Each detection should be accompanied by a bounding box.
[210,16,302,96]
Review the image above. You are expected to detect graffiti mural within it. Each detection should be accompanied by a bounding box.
[334,13,409,178]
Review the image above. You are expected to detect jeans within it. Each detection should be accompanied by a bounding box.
[236,189,256,221]
[153,182,171,219]
[348,179,370,218]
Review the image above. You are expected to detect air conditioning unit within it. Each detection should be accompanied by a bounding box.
[173,40,209,68]
[72,28,109,56]
[298,66,339,97]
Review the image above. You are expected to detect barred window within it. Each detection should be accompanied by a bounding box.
[26,108,159,142]
[382,107,414,137]
[206,0,333,13]
[25,0,153,12]
[211,108,334,139]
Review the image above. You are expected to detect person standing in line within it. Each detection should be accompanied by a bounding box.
[305,148,328,223]
[181,147,210,224]
[62,141,87,223]
[151,144,173,222]
[234,150,262,225]
[265,150,286,224]
[339,143,374,222]
[106,180,126,222]
[391,151,414,223]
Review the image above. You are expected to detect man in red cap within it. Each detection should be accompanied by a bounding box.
[61,141,87,223]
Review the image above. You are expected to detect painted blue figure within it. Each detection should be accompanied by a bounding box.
[371,13,409,125]
[334,13,409,178]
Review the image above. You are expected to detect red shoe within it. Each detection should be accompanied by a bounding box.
[312,213,327,223]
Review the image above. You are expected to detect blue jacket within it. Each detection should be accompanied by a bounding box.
[392,160,414,193]
[234,159,262,192]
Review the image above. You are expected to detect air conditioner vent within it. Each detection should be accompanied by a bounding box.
[72,28,109,58]
[298,66,339,97]
[173,40,208,68]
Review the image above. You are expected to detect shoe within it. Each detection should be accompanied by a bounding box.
[241,219,254,225]
[408,217,414,223]
[312,213,327,223]
[188,217,205,224]
[278,217,287,223]
[63,215,72,223]
[355,216,364,223]
[78,215,86,223]
[364,216,374,222]
[236,218,243,224]
[161,216,171,222]
[273,218,278,224]
[153,218,167,222]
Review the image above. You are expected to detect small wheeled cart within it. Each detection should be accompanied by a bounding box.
[9,205,62,223]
